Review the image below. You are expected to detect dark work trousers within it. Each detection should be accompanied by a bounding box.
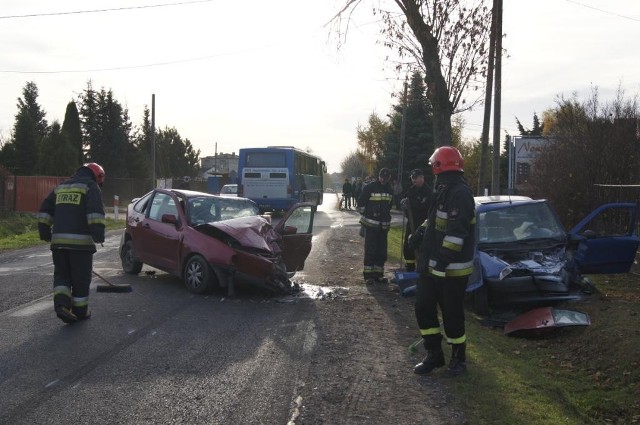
[415,273,467,348]
[342,194,352,209]
[402,221,417,271]
[52,249,93,316]
[363,227,388,279]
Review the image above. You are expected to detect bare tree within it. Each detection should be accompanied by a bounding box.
[331,0,491,147]
[340,151,368,178]
[530,87,640,226]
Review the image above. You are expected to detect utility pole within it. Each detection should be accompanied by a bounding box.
[478,0,498,196]
[151,94,156,190]
[491,0,503,195]
[398,79,408,184]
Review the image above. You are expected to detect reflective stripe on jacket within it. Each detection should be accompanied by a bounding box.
[357,180,393,229]
[418,172,475,278]
[38,168,105,252]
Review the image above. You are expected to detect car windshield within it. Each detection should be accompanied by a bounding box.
[187,196,259,225]
[478,202,565,244]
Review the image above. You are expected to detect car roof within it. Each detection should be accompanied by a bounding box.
[474,195,532,205]
[474,195,548,212]
[164,188,214,198]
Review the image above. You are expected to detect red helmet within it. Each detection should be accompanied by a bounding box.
[429,146,464,174]
[83,162,105,186]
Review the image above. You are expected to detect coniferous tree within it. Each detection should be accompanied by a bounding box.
[78,82,132,177]
[35,121,77,176]
[12,113,39,175]
[10,81,49,174]
[155,127,200,178]
[516,113,545,136]
[0,136,17,169]
[61,101,84,165]
[18,82,48,136]
[129,106,154,178]
[380,71,435,186]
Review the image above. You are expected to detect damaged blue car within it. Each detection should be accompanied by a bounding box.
[468,196,639,315]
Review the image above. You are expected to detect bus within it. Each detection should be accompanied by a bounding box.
[237,146,327,212]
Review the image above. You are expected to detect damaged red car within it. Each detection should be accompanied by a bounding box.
[119,189,315,295]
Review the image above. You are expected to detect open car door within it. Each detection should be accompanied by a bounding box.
[275,203,315,272]
[568,203,639,274]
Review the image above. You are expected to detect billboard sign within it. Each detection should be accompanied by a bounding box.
[510,136,553,190]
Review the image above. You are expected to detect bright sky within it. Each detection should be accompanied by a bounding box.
[1,1,639,174]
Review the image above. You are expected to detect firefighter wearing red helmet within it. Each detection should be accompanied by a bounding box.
[84,162,105,187]
[37,163,106,324]
[411,146,475,376]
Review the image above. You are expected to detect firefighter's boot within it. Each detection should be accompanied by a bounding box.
[73,306,92,321]
[414,346,445,375]
[54,292,77,324]
[446,343,467,376]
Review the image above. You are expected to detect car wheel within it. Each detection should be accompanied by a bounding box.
[121,240,143,274]
[472,284,491,316]
[184,255,214,294]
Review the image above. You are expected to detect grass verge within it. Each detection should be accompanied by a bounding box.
[387,225,640,425]
[0,212,124,251]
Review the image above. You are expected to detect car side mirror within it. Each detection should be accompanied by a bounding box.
[282,225,298,235]
[161,213,178,225]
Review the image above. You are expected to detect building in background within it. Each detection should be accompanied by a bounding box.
[201,152,239,183]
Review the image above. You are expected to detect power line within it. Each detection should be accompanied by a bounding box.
[0,47,261,74]
[563,0,640,22]
[0,0,216,20]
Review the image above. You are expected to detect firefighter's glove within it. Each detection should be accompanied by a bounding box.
[400,198,408,211]
[92,231,105,244]
[39,227,51,242]
[408,226,425,250]
[432,261,449,278]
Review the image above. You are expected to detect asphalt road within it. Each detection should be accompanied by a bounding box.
[0,192,385,425]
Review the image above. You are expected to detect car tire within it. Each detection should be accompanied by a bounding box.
[184,255,214,294]
[472,284,491,317]
[121,240,143,274]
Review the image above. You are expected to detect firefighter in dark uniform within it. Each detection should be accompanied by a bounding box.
[411,147,475,376]
[400,168,432,272]
[357,168,393,284]
[38,163,106,324]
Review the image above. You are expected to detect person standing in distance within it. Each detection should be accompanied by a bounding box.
[357,168,394,284]
[353,177,364,208]
[341,178,353,210]
[413,147,475,376]
[38,163,106,324]
[400,168,432,272]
